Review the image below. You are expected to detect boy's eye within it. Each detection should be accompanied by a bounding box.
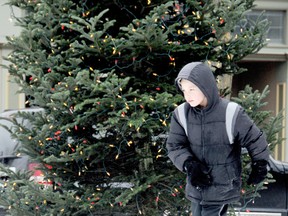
[182,88,195,91]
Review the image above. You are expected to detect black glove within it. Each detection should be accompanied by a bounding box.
[247,160,268,185]
[184,158,212,188]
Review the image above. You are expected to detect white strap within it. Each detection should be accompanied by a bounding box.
[175,103,188,136]
[226,102,240,144]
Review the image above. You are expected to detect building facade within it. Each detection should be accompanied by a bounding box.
[0,0,25,112]
[233,0,288,162]
[1,0,288,161]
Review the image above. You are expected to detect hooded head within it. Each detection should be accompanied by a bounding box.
[175,62,219,109]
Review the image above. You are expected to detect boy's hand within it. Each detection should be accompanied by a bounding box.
[184,159,212,188]
[247,160,268,185]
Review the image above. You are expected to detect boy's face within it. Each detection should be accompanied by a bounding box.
[180,79,207,107]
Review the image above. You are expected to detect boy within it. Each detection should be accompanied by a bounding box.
[166,62,269,216]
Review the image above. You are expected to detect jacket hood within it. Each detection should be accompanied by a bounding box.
[175,62,219,109]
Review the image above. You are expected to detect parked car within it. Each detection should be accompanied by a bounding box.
[0,107,51,186]
[238,155,288,216]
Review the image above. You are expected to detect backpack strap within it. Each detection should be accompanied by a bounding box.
[226,102,240,144]
[174,101,240,144]
[174,103,188,136]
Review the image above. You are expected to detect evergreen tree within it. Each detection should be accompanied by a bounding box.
[0,0,281,215]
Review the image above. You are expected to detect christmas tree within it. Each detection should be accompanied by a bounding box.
[0,0,282,215]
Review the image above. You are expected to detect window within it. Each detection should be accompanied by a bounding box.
[246,10,285,44]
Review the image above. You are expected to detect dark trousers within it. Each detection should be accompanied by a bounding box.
[191,202,228,216]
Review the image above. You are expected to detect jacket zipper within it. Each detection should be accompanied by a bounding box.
[201,110,205,162]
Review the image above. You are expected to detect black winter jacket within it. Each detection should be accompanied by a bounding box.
[166,62,269,205]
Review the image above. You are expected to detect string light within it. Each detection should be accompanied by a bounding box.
[127,140,133,146]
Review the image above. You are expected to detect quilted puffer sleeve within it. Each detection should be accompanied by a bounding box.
[234,107,270,162]
[166,112,193,172]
